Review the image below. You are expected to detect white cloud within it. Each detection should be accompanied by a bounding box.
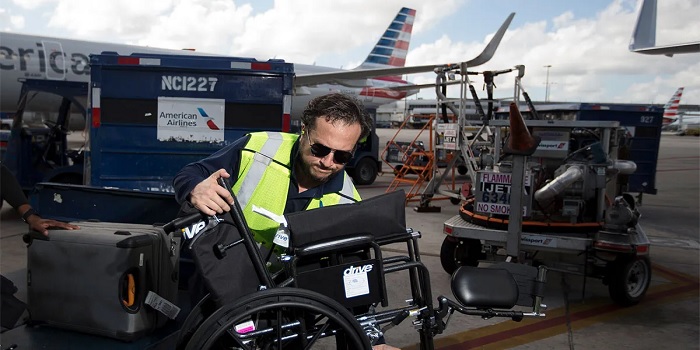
[9,0,53,10]
[19,0,464,65]
[408,0,699,105]
[10,15,24,29]
[47,0,175,41]
[3,0,698,104]
[0,7,24,31]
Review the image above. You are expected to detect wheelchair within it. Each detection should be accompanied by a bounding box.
[163,183,548,350]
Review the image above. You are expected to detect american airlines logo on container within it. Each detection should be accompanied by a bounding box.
[156,97,225,142]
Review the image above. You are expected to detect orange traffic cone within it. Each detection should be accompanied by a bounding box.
[503,103,540,156]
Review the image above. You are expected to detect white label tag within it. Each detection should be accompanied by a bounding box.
[252,205,288,226]
[343,271,370,298]
[145,291,180,319]
[234,320,256,334]
[273,226,289,248]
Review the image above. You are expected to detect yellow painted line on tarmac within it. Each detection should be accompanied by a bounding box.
[404,264,699,350]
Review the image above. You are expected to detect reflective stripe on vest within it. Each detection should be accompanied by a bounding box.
[234,132,290,210]
[306,173,360,209]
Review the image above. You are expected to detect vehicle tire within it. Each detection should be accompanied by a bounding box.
[440,237,482,274]
[607,255,651,307]
[184,287,370,350]
[457,165,468,175]
[351,157,377,186]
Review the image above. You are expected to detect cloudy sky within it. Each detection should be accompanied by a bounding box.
[2,0,698,105]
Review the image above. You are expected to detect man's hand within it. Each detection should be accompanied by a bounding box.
[27,215,79,236]
[189,169,235,216]
[373,345,401,350]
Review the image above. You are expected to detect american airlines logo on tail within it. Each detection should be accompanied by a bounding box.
[662,87,683,125]
[358,7,416,71]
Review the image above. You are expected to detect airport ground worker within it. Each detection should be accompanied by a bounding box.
[173,93,370,243]
[173,93,400,350]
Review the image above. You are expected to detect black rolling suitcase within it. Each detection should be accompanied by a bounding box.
[24,222,181,341]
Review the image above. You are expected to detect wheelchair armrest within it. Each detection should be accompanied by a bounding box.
[374,229,419,246]
[294,234,374,258]
[451,266,518,309]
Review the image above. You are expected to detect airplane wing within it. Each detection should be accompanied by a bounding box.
[387,80,462,92]
[629,0,700,57]
[294,13,515,87]
[632,42,700,56]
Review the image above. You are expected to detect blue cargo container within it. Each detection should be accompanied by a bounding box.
[27,52,294,223]
[86,52,294,193]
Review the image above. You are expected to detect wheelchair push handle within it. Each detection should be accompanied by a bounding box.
[162,212,206,234]
[217,176,233,196]
[162,176,233,234]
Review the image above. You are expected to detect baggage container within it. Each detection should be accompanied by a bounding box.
[25,222,181,341]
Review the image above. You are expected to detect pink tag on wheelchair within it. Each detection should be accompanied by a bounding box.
[234,320,256,334]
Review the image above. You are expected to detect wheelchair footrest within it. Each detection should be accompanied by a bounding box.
[451,267,519,309]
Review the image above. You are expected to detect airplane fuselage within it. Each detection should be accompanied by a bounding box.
[0,32,416,120]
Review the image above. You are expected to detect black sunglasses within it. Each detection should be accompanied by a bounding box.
[305,132,354,164]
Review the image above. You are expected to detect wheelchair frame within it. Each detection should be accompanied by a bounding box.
[164,185,548,350]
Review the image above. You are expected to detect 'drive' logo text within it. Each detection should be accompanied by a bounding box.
[343,264,373,276]
[184,220,206,240]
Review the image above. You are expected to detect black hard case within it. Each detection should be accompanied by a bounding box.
[25,221,180,341]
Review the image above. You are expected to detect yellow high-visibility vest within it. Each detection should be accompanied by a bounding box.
[233,132,361,248]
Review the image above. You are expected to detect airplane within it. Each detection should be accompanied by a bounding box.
[0,8,515,121]
[662,87,683,125]
[660,86,700,131]
[629,0,700,56]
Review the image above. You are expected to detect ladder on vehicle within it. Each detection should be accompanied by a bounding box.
[415,64,536,211]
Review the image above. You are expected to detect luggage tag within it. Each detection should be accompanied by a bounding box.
[145,291,181,319]
[252,205,289,249]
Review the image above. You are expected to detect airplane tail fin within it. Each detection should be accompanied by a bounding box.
[355,7,416,78]
[662,87,683,124]
[629,0,700,56]
[630,0,657,51]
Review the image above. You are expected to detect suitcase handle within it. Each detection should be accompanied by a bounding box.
[120,271,138,310]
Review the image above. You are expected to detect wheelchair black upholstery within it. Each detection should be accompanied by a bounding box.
[284,189,407,247]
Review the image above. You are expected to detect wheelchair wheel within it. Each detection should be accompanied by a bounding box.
[176,293,213,349]
[184,287,371,350]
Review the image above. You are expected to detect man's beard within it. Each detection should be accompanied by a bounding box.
[297,159,333,187]
[294,150,335,188]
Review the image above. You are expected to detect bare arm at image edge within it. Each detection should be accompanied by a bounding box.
[1,163,79,235]
[1,163,29,209]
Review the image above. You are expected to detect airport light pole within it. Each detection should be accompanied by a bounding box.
[544,65,552,102]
